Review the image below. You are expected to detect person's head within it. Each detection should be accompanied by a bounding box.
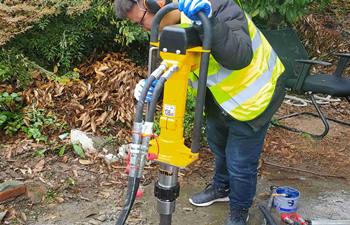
[114,0,180,31]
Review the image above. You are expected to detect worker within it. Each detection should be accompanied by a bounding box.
[114,0,285,224]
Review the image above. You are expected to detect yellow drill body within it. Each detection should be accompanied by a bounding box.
[148,45,208,168]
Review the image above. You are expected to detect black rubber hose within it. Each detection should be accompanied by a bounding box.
[145,77,167,122]
[258,204,278,225]
[134,76,157,123]
[159,214,172,225]
[115,176,140,225]
[150,3,178,43]
[191,12,212,154]
[115,78,166,225]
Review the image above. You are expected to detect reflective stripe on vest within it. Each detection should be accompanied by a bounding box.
[186,14,285,121]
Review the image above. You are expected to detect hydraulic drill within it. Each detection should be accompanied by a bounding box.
[115,3,212,225]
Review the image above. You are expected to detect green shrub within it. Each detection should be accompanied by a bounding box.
[113,19,149,65]
[0,92,24,136]
[243,0,331,28]
[0,92,66,142]
[21,107,67,142]
[5,0,150,74]
[0,48,32,87]
[6,1,118,74]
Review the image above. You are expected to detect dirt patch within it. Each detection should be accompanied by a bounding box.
[1,105,350,225]
[262,97,350,177]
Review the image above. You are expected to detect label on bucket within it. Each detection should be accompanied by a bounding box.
[273,187,300,212]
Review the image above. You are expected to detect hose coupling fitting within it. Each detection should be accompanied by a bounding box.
[161,64,179,80]
[153,63,168,79]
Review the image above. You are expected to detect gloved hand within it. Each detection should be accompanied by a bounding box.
[134,79,158,102]
[178,0,212,22]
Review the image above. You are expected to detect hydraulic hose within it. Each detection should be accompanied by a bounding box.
[146,77,167,122]
[115,176,140,225]
[115,63,167,225]
[134,76,156,123]
[146,65,178,123]
[134,63,168,123]
[150,3,178,43]
[258,204,278,225]
[116,65,177,225]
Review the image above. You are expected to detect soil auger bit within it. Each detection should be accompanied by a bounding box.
[115,3,212,225]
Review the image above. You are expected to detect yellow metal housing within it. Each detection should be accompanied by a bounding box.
[148,46,206,168]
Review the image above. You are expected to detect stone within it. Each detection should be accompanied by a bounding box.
[0,211,8,223]
[96,214,107,222]
[88,219,100,225]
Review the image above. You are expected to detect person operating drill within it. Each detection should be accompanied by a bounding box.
[114,0,286,224]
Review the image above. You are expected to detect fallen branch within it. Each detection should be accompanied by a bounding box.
[263,161,347,179]
[23,58,58,80]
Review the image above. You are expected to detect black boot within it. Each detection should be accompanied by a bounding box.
[189,183,229,207]
[226,207,249,225]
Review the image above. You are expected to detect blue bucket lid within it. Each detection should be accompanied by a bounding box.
[276,187,300,198]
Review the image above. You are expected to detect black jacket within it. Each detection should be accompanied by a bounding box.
[205,0,286,132]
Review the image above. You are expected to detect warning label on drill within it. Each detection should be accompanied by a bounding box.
[164,104,176,117]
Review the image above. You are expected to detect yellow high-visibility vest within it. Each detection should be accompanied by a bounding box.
[183,14,285,121]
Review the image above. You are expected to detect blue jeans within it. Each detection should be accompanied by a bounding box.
[205,93,269,209]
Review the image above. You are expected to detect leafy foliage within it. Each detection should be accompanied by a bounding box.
[6,0,118,74]
[0,48,32,87]
[3,0,149,74]
[72,143,85,158]
[0,93,66,142]
[0,92,23,136]
[35,143,84,158]
[21,107,67,142]
[113,19,149,47]
[243,0,332,28]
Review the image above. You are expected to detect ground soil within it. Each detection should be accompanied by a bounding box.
[1,96,349,225]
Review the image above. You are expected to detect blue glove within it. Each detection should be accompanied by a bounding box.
[178,0,212,22]
[134,79,158,102]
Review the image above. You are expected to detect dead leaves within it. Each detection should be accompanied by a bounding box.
[79,159,94,165]
[33,159,45,173]
[23,52,147,140]
[296,10,349,64]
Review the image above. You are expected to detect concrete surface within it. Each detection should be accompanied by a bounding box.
[139,167,350,225]
[25,166,350,225]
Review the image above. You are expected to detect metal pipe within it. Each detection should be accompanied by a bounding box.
[159,214,172,225]
[158,164,179,188]
[148,47,159,77]
[155,164,179,225]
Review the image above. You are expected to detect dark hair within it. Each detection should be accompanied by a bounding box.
[114,0,135,19]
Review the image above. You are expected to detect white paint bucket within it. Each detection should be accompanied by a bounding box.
[273,186,300,212]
